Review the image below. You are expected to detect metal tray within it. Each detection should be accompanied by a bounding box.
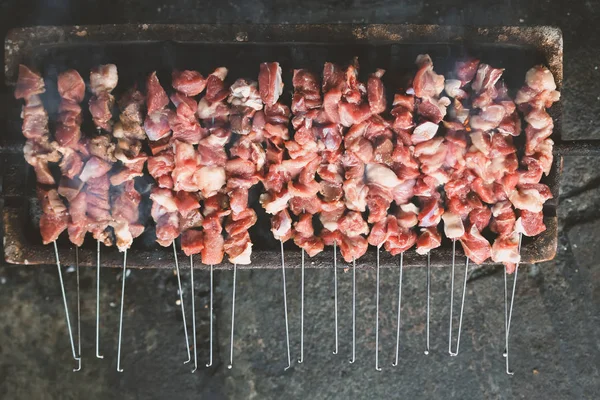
[0,23,578,270]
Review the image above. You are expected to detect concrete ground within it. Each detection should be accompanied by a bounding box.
[1,1,600,399]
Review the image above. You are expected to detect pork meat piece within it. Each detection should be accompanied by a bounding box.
[339,102,372,127]
[289,196,323,216]
[118,88,146,126]
[294,235,325,257]
[225,209,257,237]
[367,69,386,114]
[397,203,419,229]
[179,208,204,232]
[201,231,225,265]
[412,54,445,98]
[459,224,491,264]
[15,65,45,99]
[516,65,560,108]
[412,121,439,144]
[515,210,546,237]
[260,189,292,215]
[442,211,464,239]
[40,213,69,245]
[86,175,112,222]
[150,187,178,212]
[509,186,545,213]
[58,149,83,179]
[368,215,398,247]
[204,67,229,103]
[272,209,293,242]
[469,206,492,232]
[319,201,346,232]
[471,63,504,95]
[155,212,180,247]
[454,59,479,86]
[172,70,207,96]
[490,201,516,236]
[37,188,69,244]
[195,166,226,198]
[366,190,393,224]
[147,151,175,179]
[416,227,442,255]
[229,188,249,216]
[57,70,85,104]
[21,95,49,140]
[197,97,231,120]
[291,69,322,113]
[224,232,253,264]
[181,230,204,256]
[491,232,521,264]
[338,211,369,237]
[385,227,417,255]
[112,181,141,225]
[146,71,169,115]
[90,64,118,95]
[170,103,203,144]
[339,234,369,263]
[292,213,314,237]
[89,134,116,162]
[89,92,114,132]
[343,178,368,212]
[79,156,112,182]
[228,79,263,111]
[144,109,172,141]
[58,176,84,201]
[417,96,450,124]
[418,197,444,228]
[259,62,283,106]
[174,190,200,216]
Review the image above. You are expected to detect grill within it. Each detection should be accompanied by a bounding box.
[1,23,587,271]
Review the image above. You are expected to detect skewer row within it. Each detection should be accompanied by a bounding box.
[13,51,558,373]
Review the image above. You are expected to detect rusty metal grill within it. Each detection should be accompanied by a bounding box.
[1,23,584,270]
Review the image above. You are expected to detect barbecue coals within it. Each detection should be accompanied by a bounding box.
[15,55,559,269]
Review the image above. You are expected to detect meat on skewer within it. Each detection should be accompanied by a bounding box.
[144,71,192,367]
[500,65,559,374]
[259,62,293,370]
[17,57,562,374]
[408,54,450,355]
[289,66,327,363]
[171,68,207,372]
[86,64,121,360]
[16,65,81,370]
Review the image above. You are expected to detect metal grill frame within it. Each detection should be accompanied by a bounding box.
[1,23,575,270]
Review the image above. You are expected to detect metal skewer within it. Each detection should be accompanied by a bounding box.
[52,241,81,372]
[228,263,237,369]
[75,246,82,371]
[449,257,469,356]
[116,249,127,372]
[172,242,191,364]
[448,239,456,355]
[281,240,292,371]
[206,264,213,368]
[189,255,197,373]
[505,232,523,375]
[504,265,508,359]
[392,252,404,367]
[375,245,382,371]
[424,251,431,355]
[333,241,338,355]
[349,256,356,364]
[298,249,305,364]
[96,240,104,359]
